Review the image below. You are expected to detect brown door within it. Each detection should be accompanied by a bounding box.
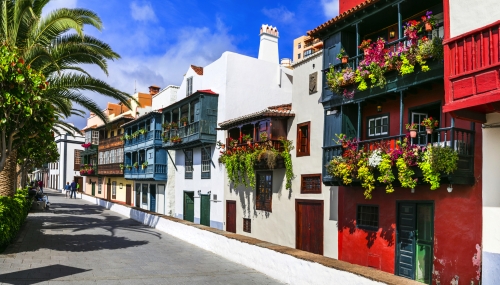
[125,184,132,205]
[75,177,83,192]
[296,199,324,255]
[107,183,111,201]
[226,200,236,233]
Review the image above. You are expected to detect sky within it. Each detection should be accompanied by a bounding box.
[45,0,340,128]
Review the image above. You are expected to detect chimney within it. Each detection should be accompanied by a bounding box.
[258,24,279,64]
[149,85,160,95]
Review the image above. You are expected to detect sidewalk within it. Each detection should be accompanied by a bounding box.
[0,188,282,284]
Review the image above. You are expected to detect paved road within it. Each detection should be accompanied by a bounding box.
[0,189,282,285]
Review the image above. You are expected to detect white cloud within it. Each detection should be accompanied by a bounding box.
[130,1,158,22]
[262,6,295,23]
[321,0,339,19]
[66,19,238,129]
[42,0,78,16]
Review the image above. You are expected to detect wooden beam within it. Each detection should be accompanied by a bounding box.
[451,110,486,123]
[489,102,500,112]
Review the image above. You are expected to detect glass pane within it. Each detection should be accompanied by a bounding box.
[142,184,148,205]
[415,244,432,283]
[417,205,432,242]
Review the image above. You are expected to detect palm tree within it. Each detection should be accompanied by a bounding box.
[0,0,136,196]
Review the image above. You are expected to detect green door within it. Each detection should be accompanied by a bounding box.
[91,182,95,196]
[200,194,210,226]
[183,192,194,222]
[396,202,434,284]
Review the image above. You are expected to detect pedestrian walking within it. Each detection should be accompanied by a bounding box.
[38,180,44,193]
[70,180,77,199]
[64,182,71,198]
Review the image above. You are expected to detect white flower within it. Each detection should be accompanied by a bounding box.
[368,150,383,167]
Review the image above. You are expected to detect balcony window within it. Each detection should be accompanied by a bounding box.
[201,147,211,179]
[367,115,389,138]
[85,131,91,144]
[357,205,379,229]
[185,149,193,179]
[98,152,103,165]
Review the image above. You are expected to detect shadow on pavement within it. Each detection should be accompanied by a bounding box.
[0,264,89,284]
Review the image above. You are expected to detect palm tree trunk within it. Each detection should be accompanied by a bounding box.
[0,149,17,197]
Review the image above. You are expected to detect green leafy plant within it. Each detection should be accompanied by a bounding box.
[142,161,148,169]
[377,153,395,193]
[133,162,139,168]
[139,128,147,135]
[405,123,418,130]
[0,188,32,251]
[119,164,124,170]
[170,122,178,129]
[421,117,439,129]
[259,132,268,142]
[180,117,188,124]
[336,48,348,60]
[242,134,252,142]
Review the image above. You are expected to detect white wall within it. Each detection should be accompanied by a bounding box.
[449,0,500,38]
[482,113,500,285]
[55,132,85,190]
[81,193,388,285]
[152,85,179,109]
[177,67,203,101]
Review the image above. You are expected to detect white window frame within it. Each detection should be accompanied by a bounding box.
[85,131,91,144]
[201,147,210,173]
[186,77,193,96]
[368,116,389,137]
[98,152,103,165]
[412,112,428,133]
[91,130,99,145]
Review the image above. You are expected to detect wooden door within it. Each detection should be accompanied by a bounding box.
[91,182,95,196]
[183,192,194,222]
[200,194,210,226]
[125,184,132,205]
[226,200,236,233]
[396,202,434,284]
[135,183,140,207]
[106,183,111,201]
[296,200,324,255]
[75,177,83,192]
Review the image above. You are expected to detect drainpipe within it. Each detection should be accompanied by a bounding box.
[357,102,361,141]
[63,134,67,186]
[397,3,402,39]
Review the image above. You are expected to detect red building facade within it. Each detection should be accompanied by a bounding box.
[310,0,483,283]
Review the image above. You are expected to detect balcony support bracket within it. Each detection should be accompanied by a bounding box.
[167,150,177,171]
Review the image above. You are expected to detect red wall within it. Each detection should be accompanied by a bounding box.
[339,0,368,14]
[339,85,483,284]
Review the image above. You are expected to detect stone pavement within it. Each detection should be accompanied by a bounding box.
[0,189,282,285]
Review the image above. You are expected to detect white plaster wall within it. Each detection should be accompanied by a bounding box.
[55,132,84,191]
[258,34,279,64]
[482,113,500,284]
[177,67,203,101]
[165,149,176,216]
[81,193,386,285]
[449,0,500,38]
[152,85,179,109]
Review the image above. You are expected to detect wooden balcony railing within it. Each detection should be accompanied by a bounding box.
[124,130,162,146]
[99,136,123,151]
[98,163,124,176]
[443,20,500,114]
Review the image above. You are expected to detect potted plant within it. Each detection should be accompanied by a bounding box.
[171,135,181,143]
[180,117,188,126]
[162,122,170,130]
[124,134,131,141]
[126,164,132,170]
[170,122,178,129]
[133,162,139,169]
[230,139,238,148]
[119,164,124,170]
[421,11,436,32]
[142,161,148,169]
[405,123,419,138]
[242,134,252,145]
[139,128,147,136]
[358,39,372,55]
[259,132,268,142]
[337,48,349,64]
[421,117,438,134]
[216,140,226,150]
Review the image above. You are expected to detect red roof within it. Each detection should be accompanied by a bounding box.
[308,0,379,36]
[190,65,204,75]
[196,89,217,95]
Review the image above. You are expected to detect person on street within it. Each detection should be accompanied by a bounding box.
[64,182,71,198]
[70,180,77,199]
[38,180,44,193]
